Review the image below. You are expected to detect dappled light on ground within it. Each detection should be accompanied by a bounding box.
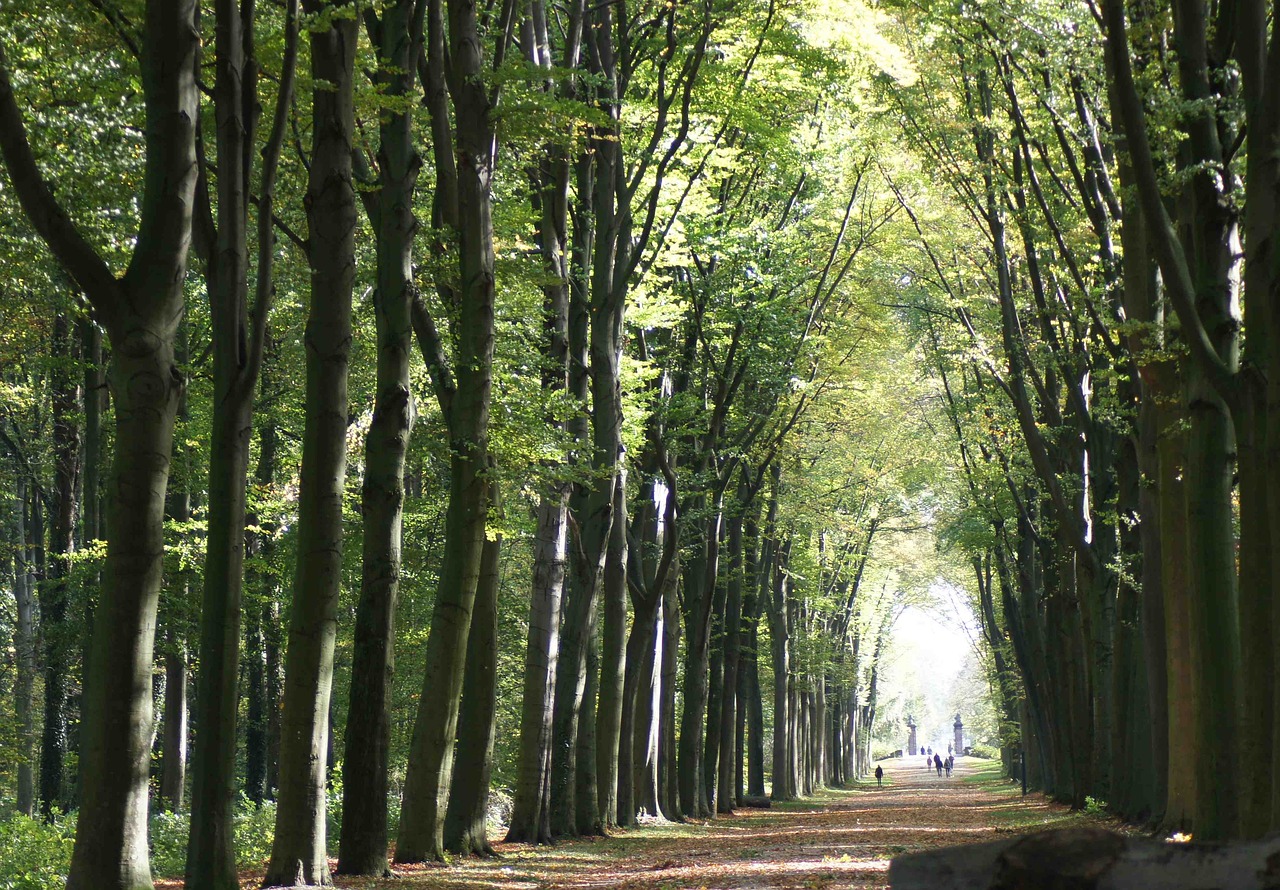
[162,757,1123,889]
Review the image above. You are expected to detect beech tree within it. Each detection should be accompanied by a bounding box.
[394,0,507,862]
[0,1,200,887]
[263,0,357,883]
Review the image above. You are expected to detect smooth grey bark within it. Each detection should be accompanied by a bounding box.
[618,462,678,825]
[549,169,605,835]
[443,486,502,856]
[658,565,682,821]
[505,0,581,845]
[716,502,745,813]
[703,561,726,809]
[263,2,356,883]
[187,0,297,883]
[506,486,567,843]
[595,476,628,827]
[554,0,712,833]
[159,383,190,815]
[679,508,722,817]
[337,0,421,875]
[575,613,601,835]
[768,537,794,801]
[632,602,664,818]
[0,1,200,885]
[395,0,504,860]
[1115,155,1169,823]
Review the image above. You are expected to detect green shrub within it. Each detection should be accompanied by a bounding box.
[233,799,276,867]
[149,796,278,878]
[149,809,190,877]
[0,812,74,890]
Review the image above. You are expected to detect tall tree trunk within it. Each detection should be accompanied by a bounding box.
[1185,388,1240,839]
[337,0,420,875]
[150,328,189,817]
[443,486,502,856]
[505,488,567,843]
[395,0,499,860]
[703,565,726,810]
[632,602,663,819]
[1,2,199,883]
[246,418,280,805]
[266,597,283,800]
[160,622,188,811]
[595,477,628,828]
[69,309,189,889]
[13,481,37,816]
[717,504,744,813]
[576,614,601,835]
[504,0,577,832]
[1102,0,1243,837]
[263,2,356,882]
[504,0,576,840]
[159,358,190,815]
[1158,397,1198,829]
[80,319,104,549]
[41,311,81,817]
[658,568,682,821]
[618,586,661,826]
[768,540,793,801]
[187,0,296,881]
[744,632,765,797]
[679,510,722,817]
[245,603,267,806]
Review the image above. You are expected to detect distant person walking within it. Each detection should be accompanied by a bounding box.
[875,765,884,786]
[944,756,952,777]
[934,753,942,776]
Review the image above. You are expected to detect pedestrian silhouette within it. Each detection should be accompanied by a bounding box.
[875,764,884,786]
[934,753,942,776]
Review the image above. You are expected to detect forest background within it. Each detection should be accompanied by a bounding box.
[0,0,1271,885]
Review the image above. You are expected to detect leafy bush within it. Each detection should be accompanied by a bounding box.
[234,799,276,867]
[149,796,277,878]
[0,812,74,890]
[149,809,190,877]
[969,743,1000,760]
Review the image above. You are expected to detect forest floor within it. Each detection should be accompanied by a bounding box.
[190,756,1126,890]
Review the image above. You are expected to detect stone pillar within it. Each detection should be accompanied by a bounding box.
[906,716,918,755]
[954,713,964,756]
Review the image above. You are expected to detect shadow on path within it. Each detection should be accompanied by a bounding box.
[168,757,1120,890]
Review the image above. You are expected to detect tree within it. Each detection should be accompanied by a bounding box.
[394,0,506,861]
[186,0,299,883]
[337,0,423,874]
[262,0,357,882]
[0,1,200,885]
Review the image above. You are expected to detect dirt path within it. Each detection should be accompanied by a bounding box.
[318,756,1116,890]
